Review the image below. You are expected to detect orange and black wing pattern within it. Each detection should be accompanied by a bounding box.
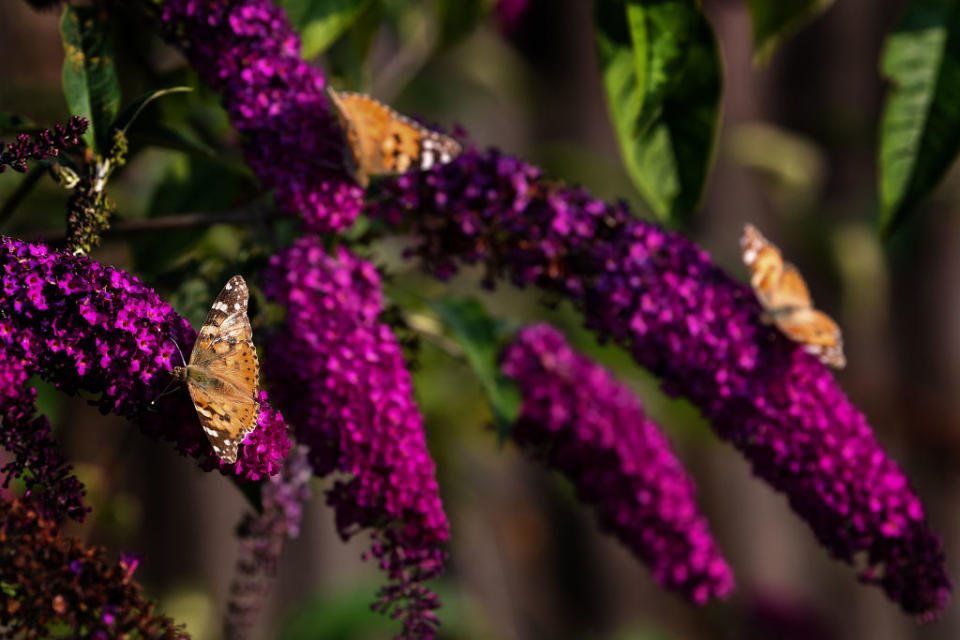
[326,88,462,187]
[741,224,846,368]
[183,275,261,463]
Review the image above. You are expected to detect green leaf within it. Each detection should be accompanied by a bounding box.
[879,0,960,234]
[128,123,218,158]
[0,113,34,134]
[323,1,383,87]
[60,6,120,153]
[112,87,193,136]
[595,0,723,222]
[281,0,374,58]
[429,297,521,444]
[744,0,835,65]
[128,123,253,177]
[434,0,491,49]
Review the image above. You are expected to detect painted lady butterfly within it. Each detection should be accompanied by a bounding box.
[741,224,846,369]
[172,275,261,463]
[326,87,462,187]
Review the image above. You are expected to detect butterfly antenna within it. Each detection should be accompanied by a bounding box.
[150,379,179,407]
[150,339,190,408]
[168,337,187,367]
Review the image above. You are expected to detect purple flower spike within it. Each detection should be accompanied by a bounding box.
[0,498,187,639]
[118,552,142,582]
[368,147,951,617]
[0,349,88,523]
[0,116,87,174]
[502,324,734,604]
[263,238,449,639]
[159,0,362,233]
[0,236,289,481]
[227,443,312,638]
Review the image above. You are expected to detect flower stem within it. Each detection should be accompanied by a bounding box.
[29,202,275,244]
[0,169,44,226]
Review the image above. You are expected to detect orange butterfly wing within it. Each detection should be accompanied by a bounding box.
[326,88,462,187]
[774,308,846,368]
[765,263,812,311]
[326,89,389,184]
[740,224,846,369]
[183,275,261,463]
[185,378,260,463]
[382,118,427,173]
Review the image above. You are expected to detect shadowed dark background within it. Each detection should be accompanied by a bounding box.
[2,1,959,638]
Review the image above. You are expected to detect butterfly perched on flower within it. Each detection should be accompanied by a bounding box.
[740,224,846,369]
[172,275,260,463]
[326,87,462,187]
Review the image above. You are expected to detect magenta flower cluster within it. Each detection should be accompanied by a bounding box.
[158,0,362,233]
[369,148,952,617]
[263,238,449,638]
[502,324,734,603]
[0,116,87,174]
[0,349,88,523]
[0,236,289,481]
[227,444,312,637]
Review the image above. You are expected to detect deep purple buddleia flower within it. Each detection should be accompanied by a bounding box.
[263,238,449,639]
[368,148,952,618]
[0,116,87,174]
[158,0,362,233]
[0,498,188,639]
[226,443,312,638]
[0,350,88,523]
[0,236,289,481]
[502,324,734,604]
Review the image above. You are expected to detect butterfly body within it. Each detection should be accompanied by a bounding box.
[326,88,462,187]
[741,224,846,369]
[175,275,260,463]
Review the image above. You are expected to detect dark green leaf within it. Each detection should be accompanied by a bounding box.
[744,0,835,64]
[434,0,489,49]
[323,0,383,87]
[0,113,35,134]
[60,6,120,152]
[879,0,960,234]
[128,123,253,177]
[595,0,723,222]
[280,0,374,58]
[130,155,245,275]
[128,123,217,158]
[113,87,193,136]
[429,297,521,444]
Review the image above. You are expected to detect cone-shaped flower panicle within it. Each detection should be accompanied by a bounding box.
[368,148,951,617]
[502,324,734,604]
[0,349,88,523]
[158,0,361,233]
[0,236,289,480]
[226,443,312,638]
[0,498,187,639]
[0,116,87,174]
[263,238,449,638]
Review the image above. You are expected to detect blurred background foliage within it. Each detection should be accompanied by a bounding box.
[4,0,960,638]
